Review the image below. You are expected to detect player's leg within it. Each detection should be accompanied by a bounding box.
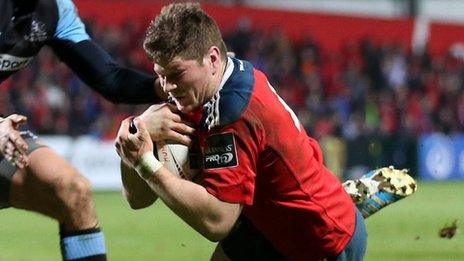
[343,166,417,218]
[212,215,284,261]
[327,209,367,261]
[1,136,107,260]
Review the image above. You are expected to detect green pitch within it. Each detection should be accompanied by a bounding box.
[0,182,463,260]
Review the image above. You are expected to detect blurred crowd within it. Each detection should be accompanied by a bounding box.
[1,18,463,144]
[227,26,464,140]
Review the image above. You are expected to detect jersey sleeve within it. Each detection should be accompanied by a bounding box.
[201,115,264,205]
[54,0,90,43]
[50,39,162,104]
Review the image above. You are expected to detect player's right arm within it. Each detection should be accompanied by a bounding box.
[120,160,158,209]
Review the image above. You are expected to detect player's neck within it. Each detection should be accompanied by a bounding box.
[208,58,228,98]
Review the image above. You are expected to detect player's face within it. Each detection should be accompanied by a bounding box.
[154,51,221,113]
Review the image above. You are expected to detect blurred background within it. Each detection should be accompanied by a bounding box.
[3,0,464,185]
[1,0,463,260]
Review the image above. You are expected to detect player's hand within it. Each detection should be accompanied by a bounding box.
[0,114,29,168]
[139,103,195,146]
[115,117,154,169]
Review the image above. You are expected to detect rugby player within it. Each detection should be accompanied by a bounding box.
[0,0,193,260]
[115,3,417,260]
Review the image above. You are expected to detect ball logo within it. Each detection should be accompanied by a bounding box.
[205,152,234,165]
[155,141,195,180]
[159,145,170,162]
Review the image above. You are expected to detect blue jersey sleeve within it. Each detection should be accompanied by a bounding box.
[54,0,90,43]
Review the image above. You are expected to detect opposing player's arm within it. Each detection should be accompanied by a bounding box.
[49,0,166,104]
[120,160,158,209]
[50,39,167,104]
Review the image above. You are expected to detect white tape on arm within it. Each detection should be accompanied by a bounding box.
[134,152,163,180]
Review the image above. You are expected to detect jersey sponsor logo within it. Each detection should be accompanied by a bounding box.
[0,54,33,71]
[205,152,234,165]
[24,20,48,42]
[204,133,238,169]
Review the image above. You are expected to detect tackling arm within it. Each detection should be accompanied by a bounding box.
[50,39,167,104]
[49,0,166,104]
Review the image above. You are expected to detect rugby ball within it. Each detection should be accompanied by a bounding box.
[154,140,199,181]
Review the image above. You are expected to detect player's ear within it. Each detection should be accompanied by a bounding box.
[207,46,222,73]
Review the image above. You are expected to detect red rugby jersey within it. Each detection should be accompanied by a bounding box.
[193,58,355,260]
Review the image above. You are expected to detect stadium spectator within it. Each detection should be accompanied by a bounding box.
[4,5,464,148]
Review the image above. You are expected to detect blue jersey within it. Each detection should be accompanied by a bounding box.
[0,0,88,81]
[0,0,159,104]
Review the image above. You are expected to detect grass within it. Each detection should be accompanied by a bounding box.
[0,182,463,260]
[365,181,464,260]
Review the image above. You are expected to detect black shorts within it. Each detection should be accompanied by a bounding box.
[0,131,43,209]
[220,215,285,261]
[221,211,367,261]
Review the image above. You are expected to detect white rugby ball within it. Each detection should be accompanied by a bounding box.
[154,140,198,180]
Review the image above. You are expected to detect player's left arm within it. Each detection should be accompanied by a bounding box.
[48,0,166,104]
[115,117,242,242]
[145,166,242,242]
[120,160,158,209]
